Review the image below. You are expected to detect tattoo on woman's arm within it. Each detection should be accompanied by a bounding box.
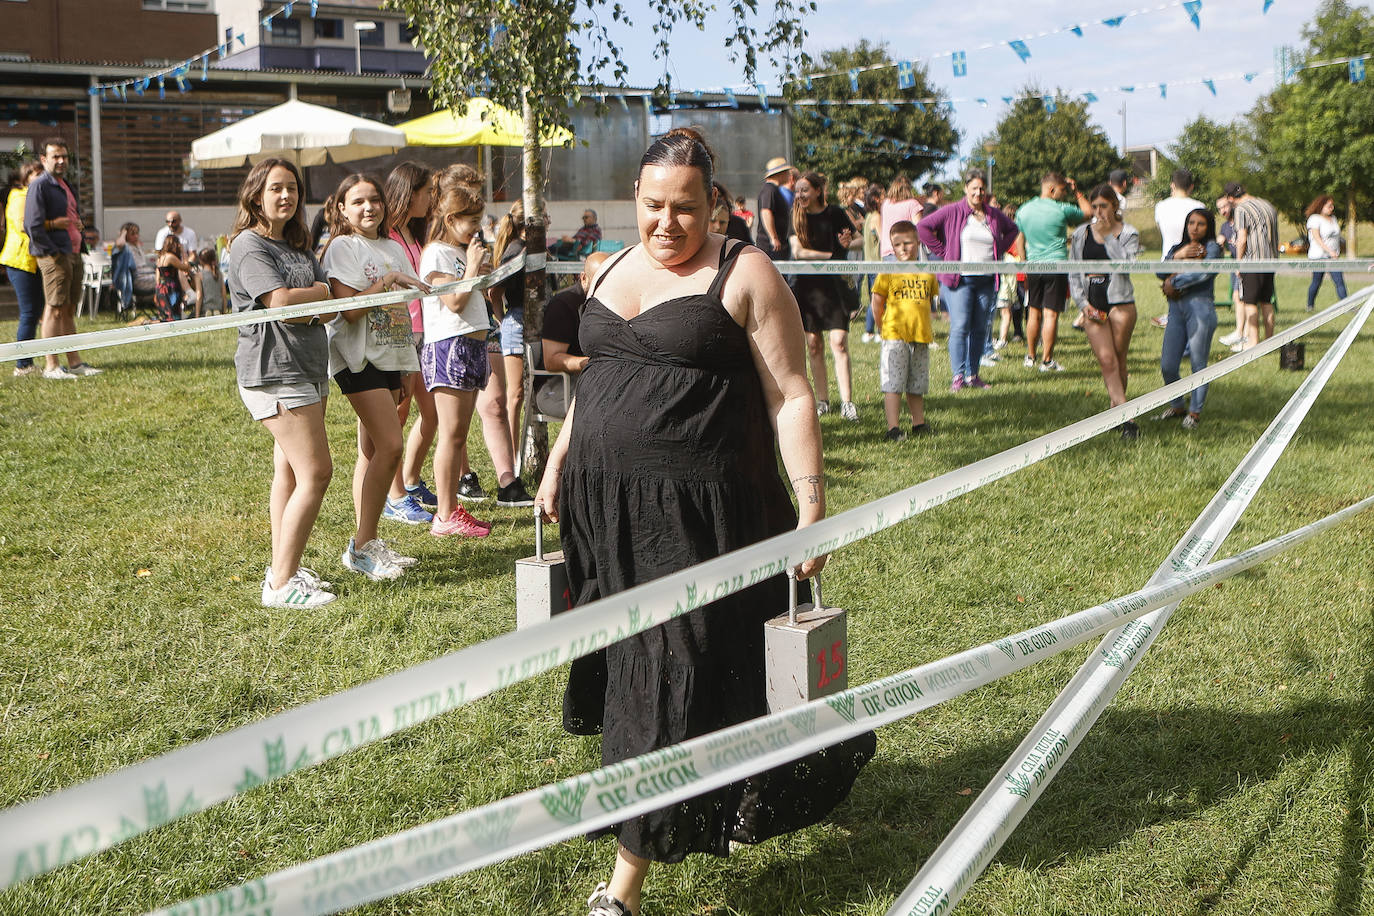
[791,474,823,505]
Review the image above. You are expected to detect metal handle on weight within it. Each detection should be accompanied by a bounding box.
[787,568,798,625]
[534,505,544,561]
[785,570,822,625]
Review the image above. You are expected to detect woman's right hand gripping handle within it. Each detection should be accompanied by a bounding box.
[536,400,576,524]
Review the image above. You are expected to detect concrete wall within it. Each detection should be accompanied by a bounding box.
[668,107,793,205]
[546,100,650,201]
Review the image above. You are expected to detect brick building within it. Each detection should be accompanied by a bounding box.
[0,1,792,244]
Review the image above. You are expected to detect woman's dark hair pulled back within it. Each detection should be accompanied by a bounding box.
[638,127,715,194]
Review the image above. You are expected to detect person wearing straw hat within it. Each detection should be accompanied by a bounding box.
[754,155,795,260]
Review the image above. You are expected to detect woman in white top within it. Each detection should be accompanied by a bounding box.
[1304,194,1347,312]
[321,173,430,580]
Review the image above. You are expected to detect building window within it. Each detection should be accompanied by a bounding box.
[399,22,419,45]
[270,17,301,45]
[314,17,343,39]
[358,21,385,46]
[143,0,213,9]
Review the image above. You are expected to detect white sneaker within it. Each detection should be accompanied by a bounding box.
[815,400,831,416]
[840,401,858,421]
[993,339,1007,351]
[1218,331,1241,347]
[42,365,77,380]
[68,363,103,376]
[980,353,999,368]
[342,538,405,581]
[374,539,418,568]
[1023,355,1036,369]
[12,365,38,377]
[261,569,337,608]
[1229,341,1247,353]
[290,566,333,590]
[1038,359,1064,372]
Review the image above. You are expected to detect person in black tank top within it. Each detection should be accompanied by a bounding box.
[535,128,873,916]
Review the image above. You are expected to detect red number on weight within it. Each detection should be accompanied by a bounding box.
[815,640,845,689]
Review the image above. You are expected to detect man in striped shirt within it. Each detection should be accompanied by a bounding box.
[1225,181,1279,350]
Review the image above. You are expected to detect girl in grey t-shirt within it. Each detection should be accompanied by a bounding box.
[319,173,430,582]
[227,158,337,609]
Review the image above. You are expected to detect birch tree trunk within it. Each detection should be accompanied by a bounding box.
[521,90,549,481]
[1347,191,1357,258]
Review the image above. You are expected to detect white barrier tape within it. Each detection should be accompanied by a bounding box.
[2,287,1367,892]
[142,493,1374,916]
[0,254,529,364]
[885,290,1374,916]
[546,257,1374,276]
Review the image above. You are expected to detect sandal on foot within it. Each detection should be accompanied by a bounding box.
[587,883,634,916]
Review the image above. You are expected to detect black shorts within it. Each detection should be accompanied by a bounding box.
[1237,273,1275,305]
[334,362,403,394]
[795,278,850,333]
[1025,273,1069,312]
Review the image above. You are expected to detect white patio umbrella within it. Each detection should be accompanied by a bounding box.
[191,99,406,168]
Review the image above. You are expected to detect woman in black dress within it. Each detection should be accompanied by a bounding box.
[789,171,859,421]
[536,128,873,916]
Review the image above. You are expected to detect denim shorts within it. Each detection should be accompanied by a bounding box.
[238,380,329,421]
[422,335,490,392]
[499,307,524,357]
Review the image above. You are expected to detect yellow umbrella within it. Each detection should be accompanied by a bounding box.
[398,97,572,147]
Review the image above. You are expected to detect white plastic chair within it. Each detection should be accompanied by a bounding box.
[81,254,111,319]
[516,340,573,477]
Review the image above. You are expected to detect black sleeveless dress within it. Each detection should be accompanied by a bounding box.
[559,240,875,863]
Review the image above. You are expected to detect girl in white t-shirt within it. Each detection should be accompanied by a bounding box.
[1304,194,1348,311]
[321,173,430,580]
[418,176,496,538]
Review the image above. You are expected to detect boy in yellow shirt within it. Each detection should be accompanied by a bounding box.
[870,220,936,440]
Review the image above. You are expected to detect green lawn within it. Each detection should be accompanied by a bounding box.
[1,269,1372,916]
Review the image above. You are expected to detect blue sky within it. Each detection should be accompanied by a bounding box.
[589,0,1316,179]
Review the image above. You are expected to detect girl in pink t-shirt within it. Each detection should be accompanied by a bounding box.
[384,162,441,514]
[879,174,922,258]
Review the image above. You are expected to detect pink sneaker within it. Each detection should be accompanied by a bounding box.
[950,374,966,392]
[967,376,991,389]
[431,505,492,538]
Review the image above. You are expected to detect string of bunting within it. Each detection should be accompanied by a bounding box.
[794,0,1273,87]
[88,0,318,98]
[87,0,1360,110]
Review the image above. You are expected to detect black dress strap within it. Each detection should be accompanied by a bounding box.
[707,240,747,301]
[585,244,636,300]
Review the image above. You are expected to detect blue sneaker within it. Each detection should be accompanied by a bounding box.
[404,478,438,508]
[342,538,404,581]
[382,494,433,525]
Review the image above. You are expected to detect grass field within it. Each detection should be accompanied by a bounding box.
[1,268,1372,916]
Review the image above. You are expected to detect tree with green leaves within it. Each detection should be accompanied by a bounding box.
[389,0,814,471]
[785,41,958,192]
[1248,0,1374,252]
[968,88,1129,209]
[1142,115,1253,205]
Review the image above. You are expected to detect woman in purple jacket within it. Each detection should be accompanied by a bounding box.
[917,168,1018,390]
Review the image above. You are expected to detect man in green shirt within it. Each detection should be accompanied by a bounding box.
[1014,172,1089,371]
